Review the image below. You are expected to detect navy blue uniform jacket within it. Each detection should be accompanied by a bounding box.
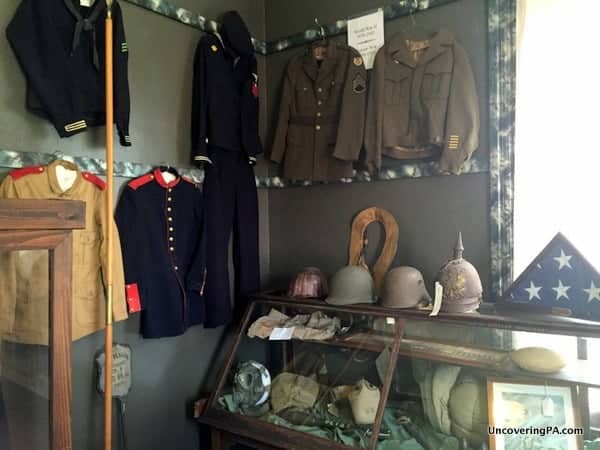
[115,169,213,338]
[191,11,262,165]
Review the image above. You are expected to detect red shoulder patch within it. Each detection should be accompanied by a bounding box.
[182,176,197,185]
[82,172,106,190]
[9,166,44,180]
[128,173,154,190]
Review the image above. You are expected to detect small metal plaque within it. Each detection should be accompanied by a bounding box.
[96,344,132,398]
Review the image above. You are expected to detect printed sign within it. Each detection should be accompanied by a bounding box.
[269,327,295,341]
[347,9,385,70]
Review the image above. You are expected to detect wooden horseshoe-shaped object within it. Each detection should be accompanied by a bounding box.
[348,207,399,293]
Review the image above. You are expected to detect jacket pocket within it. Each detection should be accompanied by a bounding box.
[75,231,102,327]
[421,67,452,100]
[384,76,409,105]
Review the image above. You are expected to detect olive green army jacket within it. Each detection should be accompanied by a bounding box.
[364,30,479,174]
[271,41,367,181]
[0,160,128,344]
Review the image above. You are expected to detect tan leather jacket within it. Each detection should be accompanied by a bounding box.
[365,30,479,174]
[0,160,128,344]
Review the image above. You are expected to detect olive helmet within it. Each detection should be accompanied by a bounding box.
[325,265,374,305]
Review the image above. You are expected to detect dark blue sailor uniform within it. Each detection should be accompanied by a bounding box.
[115,169,212,338]
[191,11,261,323]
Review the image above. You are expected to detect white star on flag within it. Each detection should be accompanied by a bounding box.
[524,281,542,301]
[552,280,570,301]
[553,249,573,270]
[584,281,600,303]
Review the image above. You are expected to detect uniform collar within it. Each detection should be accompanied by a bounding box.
[153,168,181,189]
[303,40,339,81]
[47,159,83,196]
[387,29,454,68]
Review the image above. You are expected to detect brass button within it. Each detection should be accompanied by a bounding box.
[169,247,174,252]
[315,125,321,131]
[317,100,322,106]
[169,237,174,242]
[316,112,321,117]
[168,197,172,202]
[168,217,173,222]
[168,188,172,193]
[169,227,174,232]
[167,207,172,212]
[174,266,179,271]
[317,87,322,93]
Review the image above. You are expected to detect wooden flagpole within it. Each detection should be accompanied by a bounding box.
[104,1,114,449]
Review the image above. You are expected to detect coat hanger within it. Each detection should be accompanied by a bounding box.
[405,1,430,60]
[312,18,328,61]
[157,162,179,176]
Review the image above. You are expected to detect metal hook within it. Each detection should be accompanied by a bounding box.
[410,0,418,26]
[314,18,325,40]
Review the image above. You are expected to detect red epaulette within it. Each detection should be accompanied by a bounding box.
[82,172,106,190]
[182,176,196,185]
[9,166,44,180]
[128,173,155,190]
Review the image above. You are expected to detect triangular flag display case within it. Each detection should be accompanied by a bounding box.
[503,233,600,321]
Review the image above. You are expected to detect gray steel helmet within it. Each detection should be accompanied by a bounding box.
[325,265,374,305]
[381,266,432,308]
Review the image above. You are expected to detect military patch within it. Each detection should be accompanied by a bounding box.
[353,56,363,67]
[352,74,366,94]
[448,134,460,150]
[211,44,218,52]
[121,42,128,53]
[64,120,87,133]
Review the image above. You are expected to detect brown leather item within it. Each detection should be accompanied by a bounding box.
[348,207,399,294]
[287,267,328,299]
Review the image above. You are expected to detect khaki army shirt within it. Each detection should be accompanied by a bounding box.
[271,41,367,181]
[364,30,479,174]
[0,160,128,344]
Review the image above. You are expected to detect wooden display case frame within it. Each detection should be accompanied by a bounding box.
[198,293,600,450]
[0,199,85,450]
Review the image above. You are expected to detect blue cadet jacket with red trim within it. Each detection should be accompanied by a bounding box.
[115,169,210,338]
[6,0,131,146]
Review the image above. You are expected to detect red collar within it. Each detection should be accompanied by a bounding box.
[153,168,181,189]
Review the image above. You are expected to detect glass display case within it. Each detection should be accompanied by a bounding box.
[199,293,600,450]
[0,199,84,450]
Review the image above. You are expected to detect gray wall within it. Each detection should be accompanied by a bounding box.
[264,0,491,297]
[0,0,491,449]
[0,1,266,449]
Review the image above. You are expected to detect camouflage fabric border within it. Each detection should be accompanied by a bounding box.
[121,0,459,56]
[122,0,269,54]
[0,149,205,184]
[265,0,459,54]
[488,0,516,298]
[0,149,486,188]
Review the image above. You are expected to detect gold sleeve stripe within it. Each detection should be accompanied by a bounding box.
[64,120,87,132]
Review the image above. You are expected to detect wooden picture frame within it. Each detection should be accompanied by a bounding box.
[487,377,584,450]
